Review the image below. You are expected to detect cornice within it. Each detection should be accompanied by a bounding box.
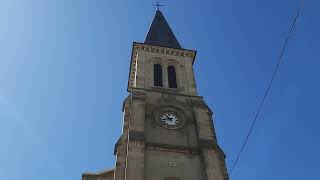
[132,87,203,99]
[133,42,197,59]
[146,142,200,155]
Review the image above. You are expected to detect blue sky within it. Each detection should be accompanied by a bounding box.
[0,0,319,179]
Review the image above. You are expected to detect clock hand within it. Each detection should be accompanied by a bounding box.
[165,113,172,120]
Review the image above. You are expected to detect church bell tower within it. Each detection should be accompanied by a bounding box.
[82,10,229,180]
[114,10,229,180]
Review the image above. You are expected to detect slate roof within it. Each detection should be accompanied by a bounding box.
[144,10,182,49]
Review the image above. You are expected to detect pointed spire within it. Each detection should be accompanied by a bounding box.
[144,10,182,49]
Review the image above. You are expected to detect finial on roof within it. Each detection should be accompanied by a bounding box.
[154,0,164,11]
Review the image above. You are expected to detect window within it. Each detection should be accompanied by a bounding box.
[154,64,163,87]
[168,66,177,88]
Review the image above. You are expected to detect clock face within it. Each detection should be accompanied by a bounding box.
[161,112,179,126]
[156,108,186,129]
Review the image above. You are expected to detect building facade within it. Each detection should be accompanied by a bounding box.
[82,10,229,180]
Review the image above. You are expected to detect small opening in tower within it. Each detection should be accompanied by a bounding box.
[154,64,163,87]
[168,66,177,88]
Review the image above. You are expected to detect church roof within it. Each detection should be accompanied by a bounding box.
[82,168,114,178]
[144,10,182,49]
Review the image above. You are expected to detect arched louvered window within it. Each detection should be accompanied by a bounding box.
[168,66,177,88]
[154,64,163,87]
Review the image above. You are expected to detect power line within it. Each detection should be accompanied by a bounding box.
[228,0,305,175]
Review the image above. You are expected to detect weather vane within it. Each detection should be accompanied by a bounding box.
[154,0,164,11]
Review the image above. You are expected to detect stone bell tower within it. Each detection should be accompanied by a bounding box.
[82,10,229,180]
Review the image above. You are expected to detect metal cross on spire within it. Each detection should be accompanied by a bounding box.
[154,0,164,11]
